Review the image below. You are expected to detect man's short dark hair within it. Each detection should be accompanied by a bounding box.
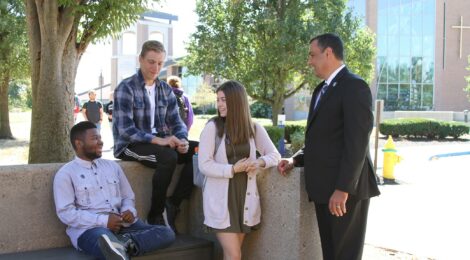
[70,121,97,150]
[310,33,344,61]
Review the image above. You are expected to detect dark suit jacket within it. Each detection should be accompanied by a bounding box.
[293,67,380,203]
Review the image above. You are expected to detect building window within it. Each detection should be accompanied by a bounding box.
[149,31,164,43]
[122,32,137,55]
[178,66,183,78]
[376,0,435,111]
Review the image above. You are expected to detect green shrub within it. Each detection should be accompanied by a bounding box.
[205,107,217,114]
[192,106,203,115]
[438,121,470,139]
[264,126,284,146]
[290,130,305,154]
[192,106,217,115]
[379,118,469,139]
[284,120,306,142]
[250,101,272,119]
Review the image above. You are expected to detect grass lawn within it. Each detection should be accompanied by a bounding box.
[0,111,31,165]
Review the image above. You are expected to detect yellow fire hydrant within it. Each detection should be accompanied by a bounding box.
[382,135,402,183]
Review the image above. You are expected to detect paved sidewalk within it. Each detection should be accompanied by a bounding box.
[363,244,429,259]
[365,143,470,259]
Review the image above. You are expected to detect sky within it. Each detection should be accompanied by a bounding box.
[75,0,198,94]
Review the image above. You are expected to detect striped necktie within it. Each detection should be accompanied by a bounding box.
[313,82,329,110]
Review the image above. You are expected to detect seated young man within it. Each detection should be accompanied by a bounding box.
[53,121,175,260]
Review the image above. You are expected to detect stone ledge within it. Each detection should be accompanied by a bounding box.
[0,162,321,259]
[0,161,153,254]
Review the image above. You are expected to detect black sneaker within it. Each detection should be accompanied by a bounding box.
[98,234,129,260]
[165,200,180,233]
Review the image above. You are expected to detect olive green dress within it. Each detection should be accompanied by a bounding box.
[206,140,258,233]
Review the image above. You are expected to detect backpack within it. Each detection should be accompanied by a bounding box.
[175,93,188,123]
[193,133,222,189]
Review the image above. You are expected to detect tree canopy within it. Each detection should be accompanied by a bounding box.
[184,0,376,125]
[26,0,155,163]
[193,83,217,113]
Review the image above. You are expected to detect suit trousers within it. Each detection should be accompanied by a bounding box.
[314,198,370,260]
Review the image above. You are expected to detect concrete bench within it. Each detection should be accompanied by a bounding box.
[0,162,212,259]
[0,235,212,260]
[0,161,321,259]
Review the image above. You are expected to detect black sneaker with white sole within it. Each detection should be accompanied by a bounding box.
[98,234,129,260]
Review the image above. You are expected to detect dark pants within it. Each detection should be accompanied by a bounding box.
[77,219,175,259]
[314,198,370,260]
[118,140,198,220]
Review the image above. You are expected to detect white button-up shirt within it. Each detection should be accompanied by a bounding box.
[53,157,137,249]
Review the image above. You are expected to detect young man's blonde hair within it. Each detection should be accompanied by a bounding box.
[140,40,166,57]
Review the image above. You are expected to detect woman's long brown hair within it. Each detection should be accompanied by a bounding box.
[213,80,254,145]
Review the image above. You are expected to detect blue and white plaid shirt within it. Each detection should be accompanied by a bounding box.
[113,70,188,158]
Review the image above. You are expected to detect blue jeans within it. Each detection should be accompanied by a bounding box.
[77,220,175,259]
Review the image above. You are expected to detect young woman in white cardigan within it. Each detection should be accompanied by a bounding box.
[198,80,281,260]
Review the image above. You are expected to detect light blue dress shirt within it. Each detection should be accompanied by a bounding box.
[53,157,137,249]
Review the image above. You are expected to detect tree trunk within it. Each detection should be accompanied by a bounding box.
[270,93,285,126]
[26,0,79,163]
[0,72,14,139]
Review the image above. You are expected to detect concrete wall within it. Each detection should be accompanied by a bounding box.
[372,110,470,122]
[0,162,153,254]
[186,169,322,260]
[393,111,454,121]
[434,0,470,111]
[0,162,321,259]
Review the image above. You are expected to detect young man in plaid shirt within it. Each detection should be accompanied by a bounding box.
[113,40,195,230]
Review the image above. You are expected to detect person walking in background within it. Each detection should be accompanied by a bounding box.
[82,90,103,131]
[278,33,380,260]
[73,95,81,123]
[198,80,281,260]
[167,76,194,131]
[53,121,175,260]
[113,40,195,231]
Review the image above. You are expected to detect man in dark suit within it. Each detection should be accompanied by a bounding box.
[278,33,380,260]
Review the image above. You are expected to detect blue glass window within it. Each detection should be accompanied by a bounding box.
[377,56,388,83]
[376,0,435,110]
[399,84,411,109]
[399,57,411,83]
[378,84,388,100]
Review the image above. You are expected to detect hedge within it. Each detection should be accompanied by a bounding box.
[379,118,469,139]
[290,130,305,153]
[264,126,284,145]
[284,120,307,142]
